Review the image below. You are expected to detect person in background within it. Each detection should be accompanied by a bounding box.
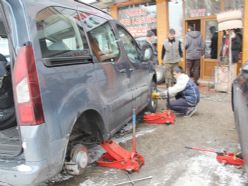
[161,28,183,87]
[220,29,242,64]
[185,25,204,86]
[156,66,200,117]
[209,26,218,59]
[146,30,158,65]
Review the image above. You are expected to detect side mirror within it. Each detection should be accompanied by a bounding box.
[141,44,154,62]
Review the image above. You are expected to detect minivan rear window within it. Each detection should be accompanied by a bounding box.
[36,7,89,59]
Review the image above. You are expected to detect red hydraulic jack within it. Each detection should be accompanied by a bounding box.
[97,108,144,172]
[185,146,244,166]
[145,91,176,125]
[143,110,176,125]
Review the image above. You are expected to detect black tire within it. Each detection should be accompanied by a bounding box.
[0,107,16,130]
[146,81,158,113]
[0,72,16,130]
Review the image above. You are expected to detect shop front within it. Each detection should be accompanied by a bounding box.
[110,0,169,66]
[110,0,248,81]
[184,0,244,80]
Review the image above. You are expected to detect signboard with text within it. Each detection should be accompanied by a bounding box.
[190,9,206,17]
[118,4,157,38]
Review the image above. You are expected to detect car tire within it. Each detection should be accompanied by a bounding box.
[146,81,158,113]
[0,107,16,130]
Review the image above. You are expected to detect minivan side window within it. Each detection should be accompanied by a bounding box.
[36,7,89,58]
[117,25,140,63]
[88,22,120,63]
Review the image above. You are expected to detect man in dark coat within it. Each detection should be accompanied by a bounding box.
[209,26,218,59]
[220,29,242,64]
[185,25,204,86]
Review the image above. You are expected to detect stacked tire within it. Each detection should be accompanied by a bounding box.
[0,60,16,130]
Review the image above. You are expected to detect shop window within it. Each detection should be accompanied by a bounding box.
[88,23,120,62]
[118,2,157,39]
[117,25,139,63]
[224,0,244,10]
[185,0,220,18]
[204,20,218,59]
[36,7,89,58]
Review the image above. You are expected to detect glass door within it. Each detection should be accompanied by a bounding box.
[201,18,220,80]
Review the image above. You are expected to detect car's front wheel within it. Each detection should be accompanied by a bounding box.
[146,81,158,113]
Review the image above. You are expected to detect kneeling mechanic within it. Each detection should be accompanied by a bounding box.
[157,66,200,117]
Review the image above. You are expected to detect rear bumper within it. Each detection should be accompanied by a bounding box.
[0,159,49,186]
[0,124,66,186]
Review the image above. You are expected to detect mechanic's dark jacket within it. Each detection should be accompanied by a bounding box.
[182,79,200,106]
[167,73,200,106]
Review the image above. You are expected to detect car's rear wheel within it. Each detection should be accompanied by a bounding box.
[64,144,88,175]
[146,81,158,113]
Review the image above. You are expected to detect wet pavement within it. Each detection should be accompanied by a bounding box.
[40,90,247,186]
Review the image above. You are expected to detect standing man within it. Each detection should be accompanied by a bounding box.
[162,28,183,87]
[156,66,200,117]
[185,25,204,86]
[146,30,158,65]
[209,26,218,59]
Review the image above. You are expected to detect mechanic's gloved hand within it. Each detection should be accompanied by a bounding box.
[152,91,160,99]
[152,89,168,99]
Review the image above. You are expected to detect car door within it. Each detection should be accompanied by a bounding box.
[233,65,248,172]
[81,15,133,133]
[115,23,153,112]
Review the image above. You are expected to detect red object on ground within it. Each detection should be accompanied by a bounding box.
[143,110,176,125]
[216,153,244,166]
[97,140,144,172]
[185,146,244,166]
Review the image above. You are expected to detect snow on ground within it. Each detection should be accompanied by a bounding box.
[152,154,247,186]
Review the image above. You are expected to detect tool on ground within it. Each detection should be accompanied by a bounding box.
[143,110,176,125]
[127,173,135,186]
[114,176,153,186]
[185,146,244,166]
[97,108,144,172]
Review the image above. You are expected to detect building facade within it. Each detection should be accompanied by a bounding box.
[109,0,248,80]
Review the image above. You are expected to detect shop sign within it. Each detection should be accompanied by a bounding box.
[118,5,157,38]
[190,9,206,17]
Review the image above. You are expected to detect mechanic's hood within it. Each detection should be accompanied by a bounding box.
[187,31,201,38]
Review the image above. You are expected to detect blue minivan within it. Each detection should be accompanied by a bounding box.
[0,0,157,185]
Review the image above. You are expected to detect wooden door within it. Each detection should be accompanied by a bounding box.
[201,18,220,80]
